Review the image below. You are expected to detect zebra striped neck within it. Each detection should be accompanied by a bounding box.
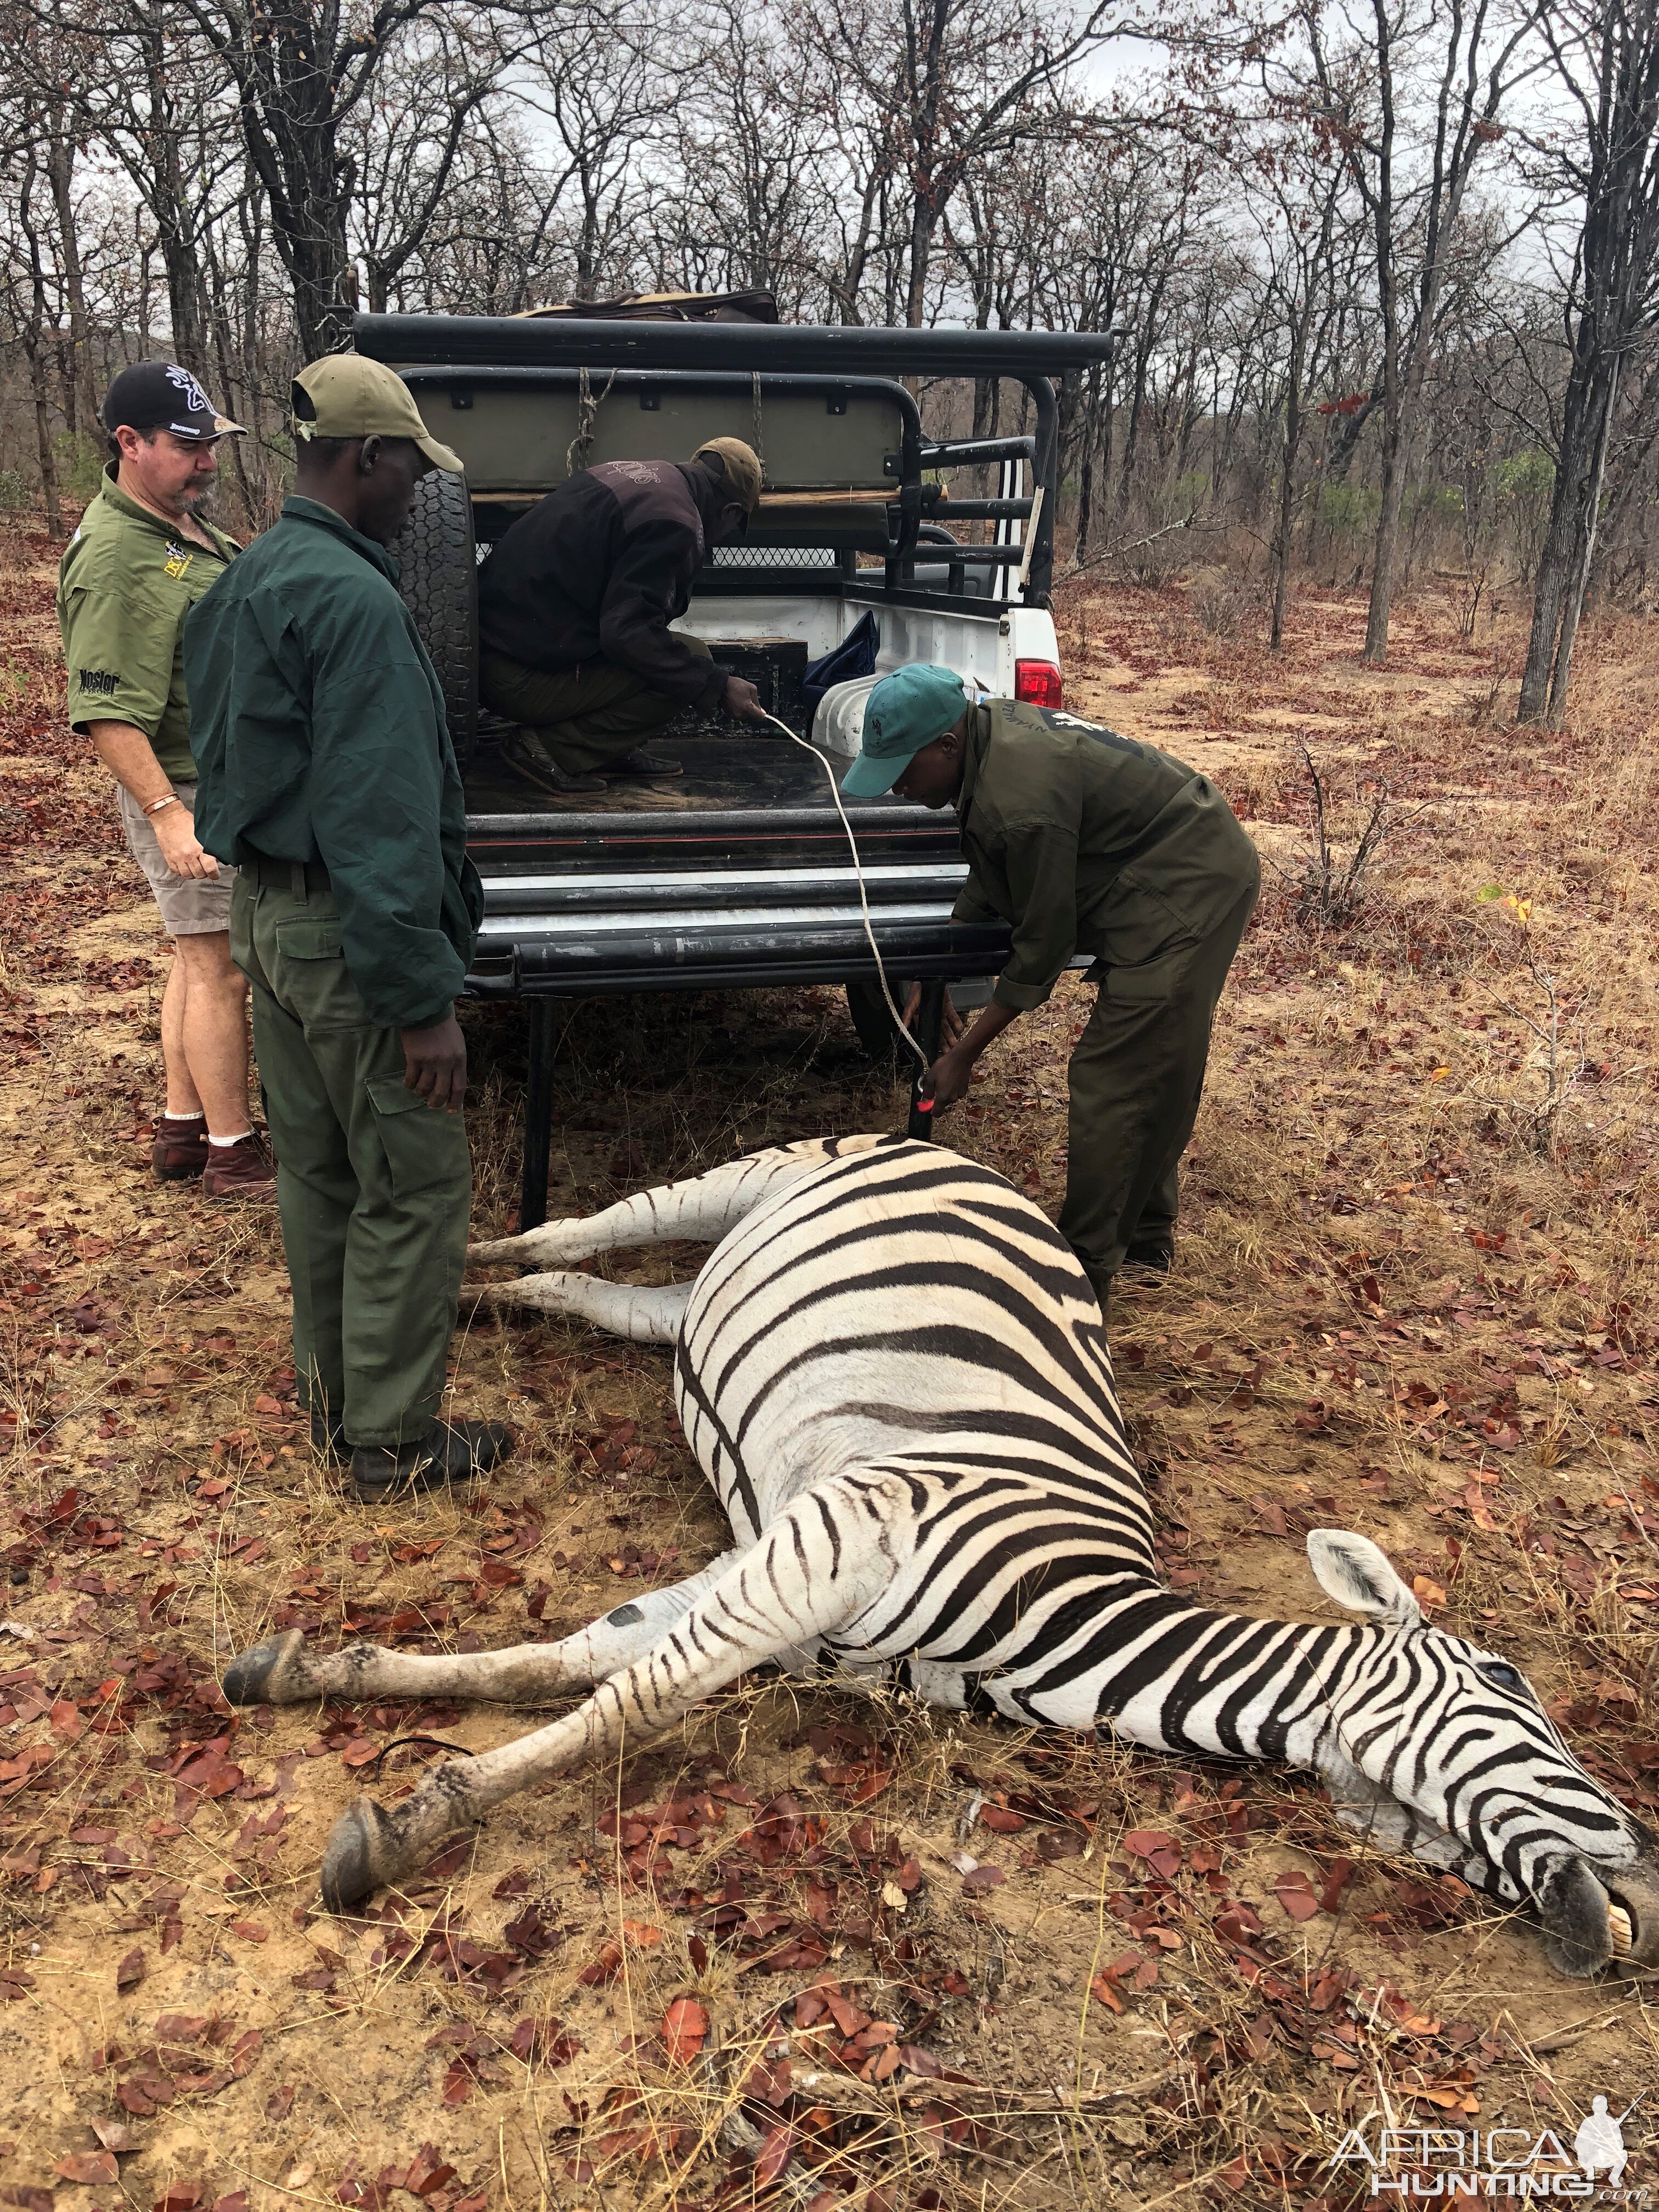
[936,1576,1502,1896]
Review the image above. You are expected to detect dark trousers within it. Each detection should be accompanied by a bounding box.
[1059,871,1258,1304]
[480,637,713,775]
[230,867,471,1448]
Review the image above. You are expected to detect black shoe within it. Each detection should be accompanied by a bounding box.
[310,1409,346,1462]
[603,746,682,778]
[350,1419,515,1503]
[501,729,606,796]
[1123,1239,1175,1273]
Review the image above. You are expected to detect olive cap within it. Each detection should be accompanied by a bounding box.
[691,436,763,513]
[292,356,463,473]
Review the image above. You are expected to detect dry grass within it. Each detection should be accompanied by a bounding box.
[1,535,1657,2211]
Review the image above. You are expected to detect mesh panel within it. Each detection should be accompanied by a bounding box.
[710,544,838,568]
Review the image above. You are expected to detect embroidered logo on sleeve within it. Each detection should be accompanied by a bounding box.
[77,668,120,698]
[163,542,194,579]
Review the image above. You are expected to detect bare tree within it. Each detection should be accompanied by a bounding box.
[1295,0,1541,662]
[1517,0,1659,723]
[345,12,502,313]
[799,0,1124,330]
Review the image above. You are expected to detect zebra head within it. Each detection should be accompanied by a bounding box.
[1306,1529,1659,1977]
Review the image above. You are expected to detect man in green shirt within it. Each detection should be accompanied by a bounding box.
[843,664,1259,1310]
[57,362,274,1197]
[185,355,512,1503]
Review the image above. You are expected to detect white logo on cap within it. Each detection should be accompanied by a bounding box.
[165,366,211,415]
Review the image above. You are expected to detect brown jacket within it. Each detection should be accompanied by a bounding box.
[477,459,730,709]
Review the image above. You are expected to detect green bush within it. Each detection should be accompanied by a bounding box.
[1317,482,1382,533]
[0,469,29,512]
[1497,449,1555,501]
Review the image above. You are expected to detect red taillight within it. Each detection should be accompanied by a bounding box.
[1014,659,1063,709]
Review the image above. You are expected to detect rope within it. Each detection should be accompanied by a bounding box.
[752,706,926,1073]
[565,365,618,477]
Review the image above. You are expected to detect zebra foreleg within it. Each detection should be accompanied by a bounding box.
[222,1550,747,1709]
[466,1142,843,1270]
[316,1478,894,1911]
[472,1270,692,1342]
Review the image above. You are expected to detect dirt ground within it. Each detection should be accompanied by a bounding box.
[2,526,1657,2211]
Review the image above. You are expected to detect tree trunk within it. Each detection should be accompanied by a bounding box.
[1271,365,1303,653]
[905,196,935,329]
[45,122,98,437]
[1519,344,1612,720]
[1544,352,1620,726]
[1075,363,1102,562]
[30,343,63,539]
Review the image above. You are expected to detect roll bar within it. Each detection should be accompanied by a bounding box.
[357,315,1115,603]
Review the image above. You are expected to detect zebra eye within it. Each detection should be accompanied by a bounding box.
[1479,1661,1526,1694]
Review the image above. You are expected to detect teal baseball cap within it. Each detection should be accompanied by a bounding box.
[840,664,968,797]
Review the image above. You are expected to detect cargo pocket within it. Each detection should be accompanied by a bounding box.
[365,1072,471,1203]
[228,874,256,982]
[273,915,366,1033]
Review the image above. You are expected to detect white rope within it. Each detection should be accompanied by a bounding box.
[751,706,928,1073]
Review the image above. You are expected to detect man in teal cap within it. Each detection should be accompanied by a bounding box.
[844,663,1259,1308]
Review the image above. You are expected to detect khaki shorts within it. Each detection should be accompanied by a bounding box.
[117,778,237,938]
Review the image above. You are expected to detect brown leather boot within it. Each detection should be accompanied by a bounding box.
[201,1130,277,1199]
[152,1114,210,1181]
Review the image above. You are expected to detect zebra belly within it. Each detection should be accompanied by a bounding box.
[673,1147,1139,1545]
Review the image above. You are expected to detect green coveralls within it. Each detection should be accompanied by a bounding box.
[183,498,484,1448]
[953,699,1259,1304]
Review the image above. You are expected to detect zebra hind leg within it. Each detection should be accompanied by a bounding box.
[317,1475,890,1911]
[222,1548,746,1710]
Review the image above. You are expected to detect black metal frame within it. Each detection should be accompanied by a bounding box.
[359,317,1102,603]
[357,314,1115,1226]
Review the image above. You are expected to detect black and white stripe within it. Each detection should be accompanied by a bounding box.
[224,1135,1659,1967]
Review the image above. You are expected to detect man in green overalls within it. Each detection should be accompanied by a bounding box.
[185,356,512,1502]
[842,664,1259,1310]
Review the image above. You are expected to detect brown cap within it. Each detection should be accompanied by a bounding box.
[691,436,763,513]
[292,356,463,473]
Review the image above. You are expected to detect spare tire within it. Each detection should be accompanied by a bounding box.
[388,467,478,765]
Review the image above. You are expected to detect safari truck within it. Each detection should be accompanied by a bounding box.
[351,305,1115,1226]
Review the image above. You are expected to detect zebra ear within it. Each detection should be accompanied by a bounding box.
[1306,1530,1422,1628]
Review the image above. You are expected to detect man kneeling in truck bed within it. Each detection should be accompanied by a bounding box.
[476,436,774,794]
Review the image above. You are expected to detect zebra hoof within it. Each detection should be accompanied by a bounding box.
[320,1798,402,1915]
[222,1628,311,1706]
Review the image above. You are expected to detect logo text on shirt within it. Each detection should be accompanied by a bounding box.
[78,668,120,698]
[163,543,194,579]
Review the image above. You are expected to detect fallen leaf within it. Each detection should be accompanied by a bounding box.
[754,2123,794,2185]
[663,1995,709,2064]
[55,2153,118,2186]
[1274,1870,1321,1923]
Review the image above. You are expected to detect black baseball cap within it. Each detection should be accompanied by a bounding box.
[101,362,246,443]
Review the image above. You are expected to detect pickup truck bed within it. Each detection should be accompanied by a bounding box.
[466,737,1008,1000]
[353,310,1113,1224]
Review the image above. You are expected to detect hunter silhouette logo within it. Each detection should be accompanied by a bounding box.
[1577,2100,1643,2190]
[1330,2095,1647,2197]
[165,365,212,416]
